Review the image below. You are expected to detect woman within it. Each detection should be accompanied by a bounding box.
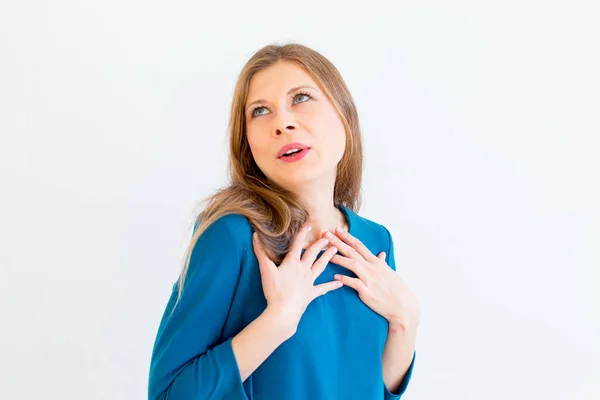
[148,43,420,400]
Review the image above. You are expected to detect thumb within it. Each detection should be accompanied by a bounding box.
[253,232,277,276]
[377,251,386,261]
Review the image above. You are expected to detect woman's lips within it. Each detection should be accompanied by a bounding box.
[278,148,311,163]
[277,142,310,158]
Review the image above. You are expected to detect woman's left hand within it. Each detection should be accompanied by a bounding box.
[325,227,420,333]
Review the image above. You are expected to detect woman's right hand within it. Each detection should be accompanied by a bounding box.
[252,224,342,334]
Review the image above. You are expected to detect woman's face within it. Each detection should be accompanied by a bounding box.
[245,60,346,192]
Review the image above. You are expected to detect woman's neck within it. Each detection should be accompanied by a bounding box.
[302,204,348,248]
[292,174,346,247]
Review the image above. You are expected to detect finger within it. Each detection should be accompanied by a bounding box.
[377,252,386,261]
[324,230,364,262]
[252,232,277,275]
[330,254,367,280]
[334,227,377,262]
[311,280,343,300]
[288,223,312,259]
[301,237,331,266]
[310,245,338,280]
[334,274,366,293]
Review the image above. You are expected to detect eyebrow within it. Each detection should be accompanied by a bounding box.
[245,85,319,112]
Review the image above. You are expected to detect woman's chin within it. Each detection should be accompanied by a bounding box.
[277,169,331,189]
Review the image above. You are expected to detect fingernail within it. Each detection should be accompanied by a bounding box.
[306,225,312,231]
[335,281,343,287]
[252,232,257,241]
[325,231,334,239]
[336,227,345,233]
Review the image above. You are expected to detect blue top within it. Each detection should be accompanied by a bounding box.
[148,204,416,399]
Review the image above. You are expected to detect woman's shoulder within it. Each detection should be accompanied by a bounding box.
[181,213,253,285]
[193,212,253,250]
[344,206,392,250]
[339,205,398,270]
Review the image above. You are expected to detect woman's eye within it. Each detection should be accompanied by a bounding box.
[250,93,311,119]
[294,93,310,103]
[251,107,268,118]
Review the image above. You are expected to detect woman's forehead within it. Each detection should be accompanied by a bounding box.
[247,62,316,97]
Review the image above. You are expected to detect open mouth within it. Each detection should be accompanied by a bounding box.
[281,149,303,157]
[279,148,310,162]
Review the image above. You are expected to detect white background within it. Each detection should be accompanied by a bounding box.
[1,1,599,399]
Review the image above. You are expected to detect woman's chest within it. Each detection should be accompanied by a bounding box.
[237,260,389,353]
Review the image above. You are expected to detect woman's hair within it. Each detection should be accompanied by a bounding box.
[175,42,364,303]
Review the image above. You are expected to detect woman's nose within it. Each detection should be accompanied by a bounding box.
[273,110,298,136]
[275,124,296,136]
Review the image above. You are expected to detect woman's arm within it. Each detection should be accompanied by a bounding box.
[382,323,417,397]
[231,305,295,382]
[148,216,292,400]
[381,226,418,399]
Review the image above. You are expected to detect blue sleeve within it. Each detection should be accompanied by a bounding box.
[148,216,249,400]
[383,226,416,400]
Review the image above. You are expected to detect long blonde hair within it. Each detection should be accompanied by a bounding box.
[176,42,364,302]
